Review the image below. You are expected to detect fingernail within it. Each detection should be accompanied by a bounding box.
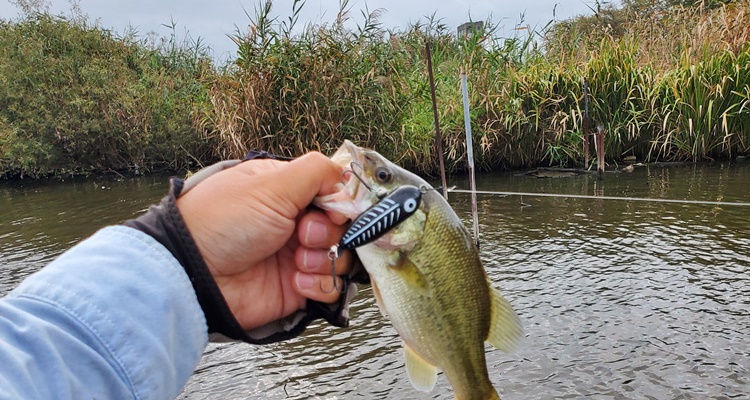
[304,220,328,246]
[301,249,327,271]
[296,273,315,289]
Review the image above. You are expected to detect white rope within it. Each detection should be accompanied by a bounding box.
[446,189,750,207]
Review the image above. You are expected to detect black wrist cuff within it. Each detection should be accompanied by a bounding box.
[123,178,252,341]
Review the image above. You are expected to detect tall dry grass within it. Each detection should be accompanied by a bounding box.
[201,0,402,162]
[544,3,750,163]
[6,1,747,178]
[201,1,750,173]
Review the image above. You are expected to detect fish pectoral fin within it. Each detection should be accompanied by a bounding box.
[403,342,437,392]
[371,280,388,318]
[390,256,430,294]
[486,286,523,353]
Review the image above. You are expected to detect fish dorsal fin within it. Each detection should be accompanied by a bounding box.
[370,280,388,318]
[486,286,523,353]
[403,342,437,392]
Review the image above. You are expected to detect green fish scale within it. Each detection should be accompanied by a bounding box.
[376,190,496,397]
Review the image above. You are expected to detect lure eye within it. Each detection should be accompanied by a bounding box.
[403,198,418,213]
[375,167,392,184]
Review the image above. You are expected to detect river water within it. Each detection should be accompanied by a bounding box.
[1,163,748,399]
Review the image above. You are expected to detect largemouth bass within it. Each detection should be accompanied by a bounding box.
[314,141,522,400]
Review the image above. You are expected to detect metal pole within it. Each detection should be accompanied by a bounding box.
[426,42,448,200]
[461,72,480,248]
[583,78,590,168]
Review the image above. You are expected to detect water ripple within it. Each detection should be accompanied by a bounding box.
[2,165,750,399]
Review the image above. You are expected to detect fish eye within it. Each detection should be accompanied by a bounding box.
[375,167,392,184]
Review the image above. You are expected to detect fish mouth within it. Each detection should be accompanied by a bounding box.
[331,140,368,199]
[331,140,363,169]
[314,140,379,220]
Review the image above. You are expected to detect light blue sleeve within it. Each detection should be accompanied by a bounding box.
[0,226,209,400]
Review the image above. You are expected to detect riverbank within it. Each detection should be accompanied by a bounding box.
[2,2,749,179]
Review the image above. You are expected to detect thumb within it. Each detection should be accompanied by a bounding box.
[275,152,344,211]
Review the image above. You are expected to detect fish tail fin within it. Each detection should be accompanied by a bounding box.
[486,286,523,353]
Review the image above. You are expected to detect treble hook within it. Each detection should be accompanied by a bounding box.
[321,245,346,294]
[343,162,374,192]
[345,162,392,198]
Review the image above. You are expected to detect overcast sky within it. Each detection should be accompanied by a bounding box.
[2,0,596,62]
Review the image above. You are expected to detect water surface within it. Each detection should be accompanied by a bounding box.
[1,164,748,399]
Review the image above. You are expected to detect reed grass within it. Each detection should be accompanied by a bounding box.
[3,1,749,178]
[202,1,750,174]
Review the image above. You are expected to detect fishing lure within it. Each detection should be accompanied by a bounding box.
[340,185,423,250]
[326,185,423,292]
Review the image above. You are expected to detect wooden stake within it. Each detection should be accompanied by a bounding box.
[426,42,448,201]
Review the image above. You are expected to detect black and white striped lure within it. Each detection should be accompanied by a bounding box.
[340,185,423,250]
[325,185,423,293]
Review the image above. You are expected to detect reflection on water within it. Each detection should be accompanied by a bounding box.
[1,164,749,399]
[0,176,168,292]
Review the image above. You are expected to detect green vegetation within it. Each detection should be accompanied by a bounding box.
[2,0,749,178]
[544,0,750,163]
[0,7,215,178]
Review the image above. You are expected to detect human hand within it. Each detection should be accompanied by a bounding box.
[175,152,353,331]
